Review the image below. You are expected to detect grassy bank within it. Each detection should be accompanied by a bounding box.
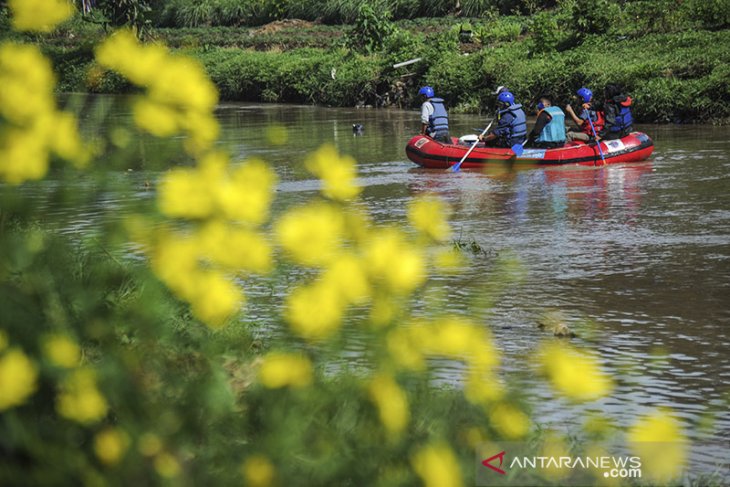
[6,4,730,123]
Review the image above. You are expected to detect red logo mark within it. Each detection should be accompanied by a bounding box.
[482,451,506,475]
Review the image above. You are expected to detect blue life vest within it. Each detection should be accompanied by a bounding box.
[536,106,566,143]
[610,105,633,133]
[428,98,449,137]
[495,103,527,144]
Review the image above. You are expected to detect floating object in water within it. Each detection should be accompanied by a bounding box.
[352,124,364,136]
[537,310,577,338]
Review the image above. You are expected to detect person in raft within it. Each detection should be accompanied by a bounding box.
[479,90,527,148]
[565,87,604,142]
[601,83,634,139]
[419,86,451,143]
[526,95,566,149]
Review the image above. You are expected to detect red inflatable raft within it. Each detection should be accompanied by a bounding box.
[405,132,654,169]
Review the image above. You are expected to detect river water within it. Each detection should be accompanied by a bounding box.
[47,98,730,477]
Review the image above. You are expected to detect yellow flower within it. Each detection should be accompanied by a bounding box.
[188,271,242,328]
[258,352,313,389]
[538,342,613,401]
[0,43,56,125]
[275,202,345,267]
[154,452,181,478]
[304,144,361,201]
[628,409,687,483]
[265,124,288,146]
[95,31,166,87]
[320,253,371,304]
[368,373,410,436]
[47,111,91,166]
[94,427,130,466]
[0,348,38,411]
[157,167,215,219]
[197,221,272,274]
[432,247,464,273]
[150,233,200,297]
[221,158,278,225]
[9,0,73,33]
[464,371,504,405]
[242,455,276,487]
[43,334,80,368]
[408,195,451,241]
[424,317,482,358]
[57,368,108,424]
[133,97,179,137]
[365,229,425,294]
[138,433,163,457]
[411,442,463,487]
[386,325,427,371]
[0,128,50,184]
[284,281,345,340]
[489,402,530,439]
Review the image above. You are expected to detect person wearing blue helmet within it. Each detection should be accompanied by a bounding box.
[566,87,604,142]
[419,86,451,143]
[480,90,527,148]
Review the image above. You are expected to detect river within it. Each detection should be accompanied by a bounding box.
[43,97,730,478]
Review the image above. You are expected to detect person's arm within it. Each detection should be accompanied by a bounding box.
[420,102,431,135]
[528,111,551,142]
[565,104,582,126]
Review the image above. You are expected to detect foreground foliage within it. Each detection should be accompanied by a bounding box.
[0,2,713,486]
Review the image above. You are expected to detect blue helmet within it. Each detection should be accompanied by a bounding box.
[577,87,593,103]
[497,91,515,105]
[419,86,435,98]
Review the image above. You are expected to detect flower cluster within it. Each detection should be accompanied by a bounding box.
[95,30,219,155]
[537,342,614,401]
[8,0,73,33]
[0,43,89,184]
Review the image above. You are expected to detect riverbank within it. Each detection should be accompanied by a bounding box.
[6,12,730,124]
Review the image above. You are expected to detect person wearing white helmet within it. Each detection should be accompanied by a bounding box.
[419,86,451,143]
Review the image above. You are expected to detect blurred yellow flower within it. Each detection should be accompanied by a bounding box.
[57,368,108,424]
[320,253,371,304]
[48,111,91,166]
[154,452,181,478]
[265,124,288,146]
[223,158,278,225]
[258,352,313,389]
[386,325,427,371]
[189,271,242,328]
[94,427,130,466]
[408,195,451,241]
[150,233,199,297]
[538,342,613,401]
[489,402,530,439]
[138,433,163,457]
[0,128,49,183]
[432,247,464,273]
[242,454,276,487]
[0,348,38,411]
[157,167,215,219]
[8,0,73,33]
[197,221,272,274]
[275,202,345,267]
[411,442,463,487]
[365,229,425,294]
[43,334,80,368]
[0,43,55,125]
[305,144,361,201]
[285,281,344,340]
[369,373,410,436]
[133,97,179,137]
[463,371,504,405]
[628,409,687,483]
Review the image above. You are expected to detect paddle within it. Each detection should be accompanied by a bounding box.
[449,121,493,172]
[587,116,606,166]
[511,139,527,157]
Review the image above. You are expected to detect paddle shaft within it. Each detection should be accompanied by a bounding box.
[587,117,606,166]
[450,121,493,172]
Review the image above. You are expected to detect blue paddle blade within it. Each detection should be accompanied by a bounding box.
[511,142,525,156]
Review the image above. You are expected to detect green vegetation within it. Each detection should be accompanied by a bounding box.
[4,0,730,123]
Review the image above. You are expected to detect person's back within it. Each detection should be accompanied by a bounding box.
[419,86,450,143]
[602,84,633,139]
[528,96,565,148]
[484,91,527,148]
